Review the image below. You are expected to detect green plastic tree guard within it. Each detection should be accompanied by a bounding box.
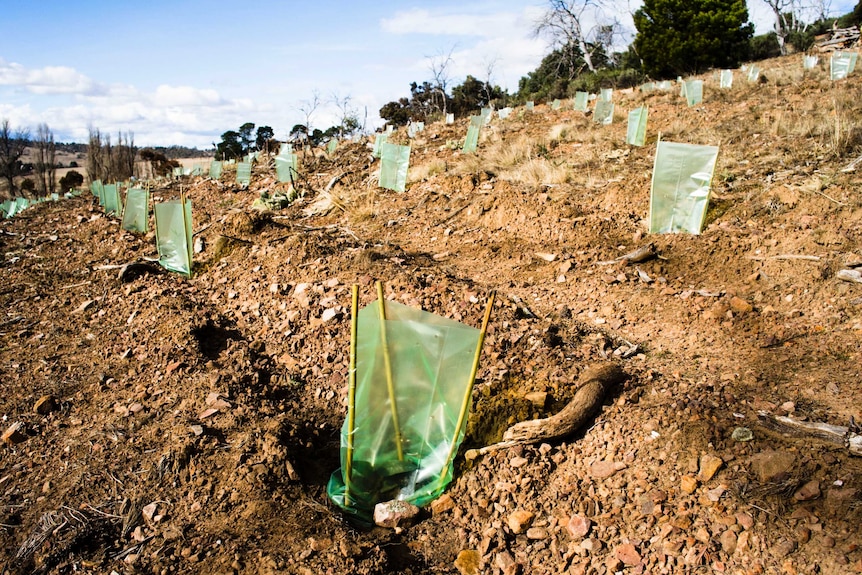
[327,298,483,524]
[236,162,252,186]
[747,66,760,82]
[373,133,389,158]
[1,200,12,218]
[831,52,857,80]
[154,198,193,277]
[379,142,410,193]
[685,80,703,106]
[210,160,223,179]
[90,180,103,197]
[626,106,648,147]
[573,91,589,112]
[551,99,561,110]
[526,101,534,111]
[275,154,297,183]
[600,88,613,102]
[463,117,481,154]
[446,113,455,124]
[278,143,293,157]
[720,70,733,89]
[122,188,150,233]
[594,100,614,125]
[103,184,121,216]
[649,140,719,235]
[327,138,338,154]
[803,55,819,70]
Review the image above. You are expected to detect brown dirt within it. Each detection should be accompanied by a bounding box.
[1,54,861,575]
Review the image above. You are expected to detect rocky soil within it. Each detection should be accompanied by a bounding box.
[1,54,861,575]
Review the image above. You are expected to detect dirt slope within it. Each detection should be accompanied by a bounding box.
[1,54,861,575]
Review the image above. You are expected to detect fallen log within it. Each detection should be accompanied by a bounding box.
[466,362,625,459]
[757,411,862,457]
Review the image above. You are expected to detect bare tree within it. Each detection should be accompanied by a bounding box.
[297,90,321,153]
[428,45,456,118]
[0,119,30,197]
[762,0,827,55]
[534,0,620,74]
[34,123,57,196]
[87,127,136,183]
[481,57,500,107]
[331,92,360,138]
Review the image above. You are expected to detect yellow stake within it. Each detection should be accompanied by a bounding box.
[376,281,404,461]
[344,285,359,507]
[438,291,496,490]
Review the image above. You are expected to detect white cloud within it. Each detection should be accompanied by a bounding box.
[0,58,102,95]
[381,8,521,37]
[153,85,224,107]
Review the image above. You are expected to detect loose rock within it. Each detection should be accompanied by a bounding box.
[373,500,420,529]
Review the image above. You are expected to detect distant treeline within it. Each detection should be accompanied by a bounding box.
[51,142,210,159]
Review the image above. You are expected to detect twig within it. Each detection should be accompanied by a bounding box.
[812,189,847,205]
[746,254,821,261]
[60,281,91,290]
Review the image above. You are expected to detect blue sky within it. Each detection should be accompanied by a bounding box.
[0,0,855,148]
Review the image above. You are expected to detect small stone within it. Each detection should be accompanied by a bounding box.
[189,425,204,436]
[34,395,58,415]
[793,480,821,501]
[615,543,642,566]
[731,427,754,442]
[680,475,698,494]
[698,454,723,481]
[720,530,738,554]
[736,512,754,530]
[430,494,455,515]
[774,539,797,558]
[495,551,518,575]
[590,460,626,478]
[526,527,548,540]
[373,500,420,529]
[454,550,481,575]
[2,422,27,445]
[507,510,535,534]
[321,308,338,322]
[779,401,795,414]
[795,526,811,544]
[524,391,547,408]
[142,502,158,522]
[729,296,753,313]
[566,515,592,539]
[750,450,795,483]
[510,456,528,468]
[706,485,726,502]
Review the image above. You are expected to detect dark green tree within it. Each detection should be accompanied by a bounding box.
[450,75,506,116]
[633,0,753,78]
[255,126,275,153]
[238,122,255,154]
[380,97,413,127]
[59,169,84,192]
[215,130,242,160]
[0,119,30,196]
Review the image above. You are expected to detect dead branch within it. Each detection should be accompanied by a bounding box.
[466,362,625,458]
[596,243,656,266]
[757,411,862,456]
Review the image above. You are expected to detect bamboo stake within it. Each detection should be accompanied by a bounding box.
[438,291,496,490]
[344,284,359,507]
[180,192,193,278]
[376,281,404,461]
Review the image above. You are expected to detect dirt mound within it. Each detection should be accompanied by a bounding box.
[1,54,861,574]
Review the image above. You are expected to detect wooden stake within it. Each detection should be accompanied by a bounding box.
[376,281,404,461]
[344,285,359,506]
[438,291,495,490]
